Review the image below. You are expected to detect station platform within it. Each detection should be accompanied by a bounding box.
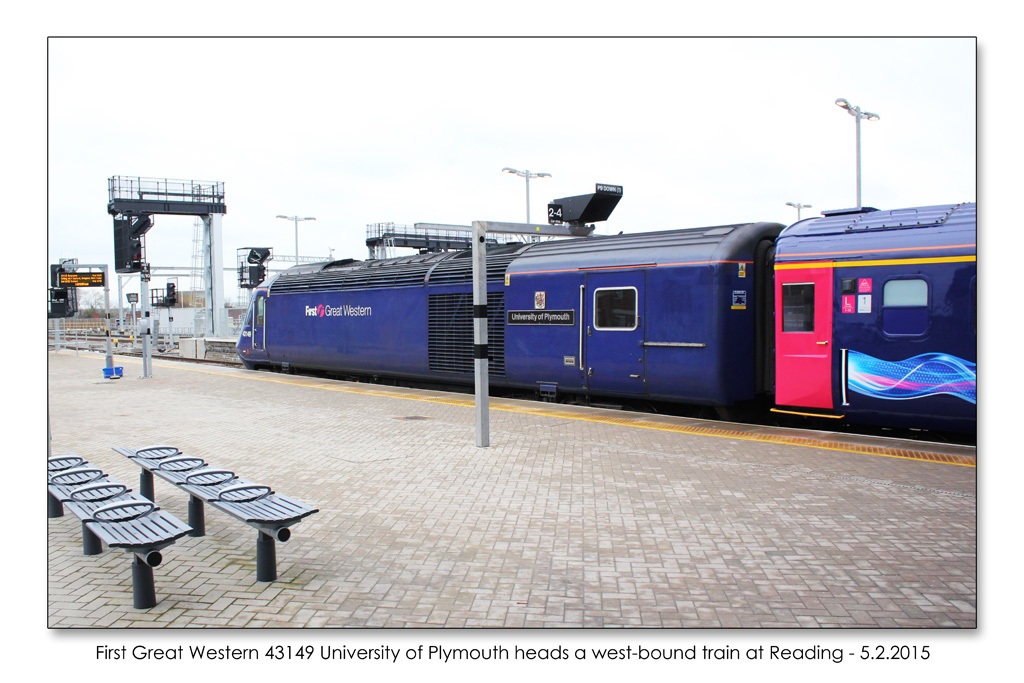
[47,351,976,628]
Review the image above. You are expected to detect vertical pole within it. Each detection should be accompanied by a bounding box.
[471,221,490,448]
[256,531,278,582]
[140,469,154,502]
[855,113,862,209]
[116,276,124,330]
[101,264,113,368]
[48,491,64,518]
[294,217,300,265]
[187,495,206,537]
[525,172,531,224]
[82,522,102,555]
[202,214,213,337]
[168,306,175,353]
[132,555,157,609]
[202,214,227,337]
[141,277,152,378]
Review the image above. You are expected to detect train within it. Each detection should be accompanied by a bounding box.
[236,201,977,434]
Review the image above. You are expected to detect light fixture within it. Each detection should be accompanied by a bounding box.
[502,167,552,224]
[276,215,316,264]
[834,98,880,208]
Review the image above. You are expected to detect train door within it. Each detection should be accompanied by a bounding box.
[775,263,833,409]
[252,292,267,351]
[584,271,646,395]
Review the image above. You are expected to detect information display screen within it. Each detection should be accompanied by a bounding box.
[58,271,106,287]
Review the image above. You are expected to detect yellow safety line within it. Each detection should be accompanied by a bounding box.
[770,408,845,419]
[113,356,975,468]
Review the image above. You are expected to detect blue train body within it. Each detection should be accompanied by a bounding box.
[774,202,976,432]
[237,202,977,434]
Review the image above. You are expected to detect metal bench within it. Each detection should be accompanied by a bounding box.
[47,454,192,608]
[113,445,319,581]
[48,453,100,519]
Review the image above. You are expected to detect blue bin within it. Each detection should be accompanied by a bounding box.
[103,366,124,380]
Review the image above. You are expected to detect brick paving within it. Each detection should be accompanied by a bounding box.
[47,352,976,628]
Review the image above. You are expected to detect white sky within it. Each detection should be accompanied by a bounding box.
[12,2,1024,677]
[46,37,975,303]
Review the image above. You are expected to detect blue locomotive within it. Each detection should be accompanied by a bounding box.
[236,201,976,434]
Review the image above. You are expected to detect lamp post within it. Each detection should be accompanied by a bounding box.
[276,214,316,264]
[834,98,880,208]
[785,201,812,221]
[501,167,551,224]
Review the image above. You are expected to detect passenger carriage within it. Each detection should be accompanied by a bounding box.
[773,202,977,432]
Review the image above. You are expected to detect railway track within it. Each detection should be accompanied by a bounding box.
[47,334,243,368]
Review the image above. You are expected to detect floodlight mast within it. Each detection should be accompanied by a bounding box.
[276,215,316,264]
[835,98,880,208]
[502,167,552,225]
[785,201,812,221]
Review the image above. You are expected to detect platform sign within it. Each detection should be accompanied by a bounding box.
[547,204,563,224]
[58,271,106,287]
[507,310,575,325]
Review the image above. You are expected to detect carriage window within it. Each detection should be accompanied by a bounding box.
[781,283,815,332]
[883,279,928,306]
[882,278,928,335]
[594,288,638,330]
[255,296,266,327]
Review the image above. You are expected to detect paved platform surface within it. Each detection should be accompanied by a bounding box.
[47,352,976,628]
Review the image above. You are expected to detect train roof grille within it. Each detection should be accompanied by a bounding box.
[795,203,975,235]
[268,247,520,293]
[427,252,519,285]
[516,224,753,258]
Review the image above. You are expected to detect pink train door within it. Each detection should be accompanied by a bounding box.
[775,263,833,409]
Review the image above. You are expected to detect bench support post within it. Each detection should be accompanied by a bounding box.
[48,491,64,518]
[140,469,154,502]
[82,521,102,555]
[187,495,206,537]
[256,531,277,582]
[131,555,157,609]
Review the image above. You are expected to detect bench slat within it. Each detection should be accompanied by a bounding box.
[48,454,86,472]
[211,494,319,525]
[88,511,191,549]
